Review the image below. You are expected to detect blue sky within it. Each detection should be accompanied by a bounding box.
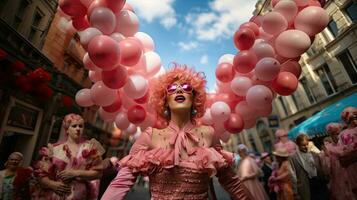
[127,0,257,91]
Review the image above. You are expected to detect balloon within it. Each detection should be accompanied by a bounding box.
[272,0,281,7]
[294,6,329,36]
[220,131,231,143]
[88,35,120,70]
[123,3,134,12]
[258,27,274,41]
[59,0,87,17]
[134,91,149,104]
[65,21,77,35]
[246,85,273,109]
[110,32,125,42]
[252,41,275,60]
[233,28,256,50]
[235,101,258,129]
[87,0,106,15]
[251,75,272,88]
[294,0,309,7]
[153,117,168,129]
[231,76,253,96]
[275,30,311,58]
[210,101,231,122]
[79,28,102,48]
[90,81,117,106]
[127,105,146,124]
[115,111,130,129]
[142,52,162,77]
[271,71,298,95]
[57,7,71,19]
[218,54,234,65]
[134,32,155,52]
[256,104,273,117]
[103,96,122,112]
[120,90,137,109]
[255,57,281,81]
[215,62,235,83]
[102,66,128,89]
[262,12,288,36]
[224,113,244,133]
[119,37,143,66]
[281,61,302,78]
[213,122,226,135]
[88,70,102,82]
[75,88,94,107]
[123,75,149,99]
[98,107,117,122]
[83,53,101,71]
[115,10,139,37]
[105,0,126,13]
[80,0,94,8]
[139,113,155,130]
[250,15,263,26]
[125,123,137,135]
[72,15,90,31]
[233,50,257,73]
[274,0,298,25]
[201,108,213,125]
[214,92,243,110]
[240,22,260,36]
[90,7,116,35]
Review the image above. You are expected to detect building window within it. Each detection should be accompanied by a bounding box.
[13,0,29,30]
[300,77,317,104]
[291,93,300,111]
[28,9,44,42]
[337,50,357,84]
[315,64,338,96]
[278,96,288,116]
[344,2,357,23]
[327,20,338,37]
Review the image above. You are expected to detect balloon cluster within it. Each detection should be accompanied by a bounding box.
[204,0,328,141]
[58,0,165,135]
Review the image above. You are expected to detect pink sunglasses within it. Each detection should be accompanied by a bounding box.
[166,83,193,94]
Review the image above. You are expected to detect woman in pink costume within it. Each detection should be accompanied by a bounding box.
[32,113,105,200]
[101,65,252,200]
[274,129,297,155]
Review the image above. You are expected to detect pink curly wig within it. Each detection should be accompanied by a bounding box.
[150,63,206,123]
[62,113,84,131]
[325,122,342,134]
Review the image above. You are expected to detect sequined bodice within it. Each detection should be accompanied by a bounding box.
[149,167,210,200]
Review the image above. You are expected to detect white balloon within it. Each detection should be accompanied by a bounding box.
[110,32,125,42]
[115,10,139,37]
[88,70,102,82]
[115,111,130,129]
[98,107,118,122]
[135,32,155,52]
[231,76,253,96]
[123,75,149,99]
[125,123,137,135]
[218,54,235,65]
[79,28,103,48]
[210,101,231,122]
[144,52,161,77]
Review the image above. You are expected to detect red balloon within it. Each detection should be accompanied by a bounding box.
[15,75,32,93]
[119,37,143,66]
[106,0,126,13]
[11,61,26,72]
[134,91,149,104]
[127,105,146,124]
[36,84,53,100]
[215,62,235,83]
[233,28,255,50]
[233,50,257,73]
[271,72,298,96]
[103,96,122,112]
[102,66,128,89]
[224,113,244,134]
[62,96,73,108]
[59,0,87,17]
[72,15,90,31]
[240,22,260,36]
[88,35,120,70]
[0,48,8,60]
[281,61,302,78]
[215,93,244,110]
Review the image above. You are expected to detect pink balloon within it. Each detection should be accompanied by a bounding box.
[80,0,94,8]
[235,101,257,120]
[120,91,136,109]
[233,50,257,73]
[89,70,102,82]
[250,15,263,27]
[294,0,309,7]
[123,75,148,99]
[134,32,155,52]
[90,81,117,106]
[72,15,90,31]
[88,35,120,70]
[125,123,137,135]
[59,0,87,17]
[220,131,231,143]
[271,71,298,96]
[294,6,329,36]
[79,28,102,48]
[103,96,122,113]
[272,0,281,7]
[134,91,149,104]
[281,61,302,78]
[87,0,105,15]
[275,30,311,58]
[57,7,71,19]
[251,75,272,87]
[90,7,116,35]
[98,107,118,122]
[75,88,94,107]
[240,22,260,37]
[110,32,125,42]
[216,62,235,83]
[83,53,101,71]
[210,101,231,122]
[262,12,288,36]
[255,57,281,81]
[252,41,275,60]
[274,0,298,25]
[201,108,213,125]
[115,111,130,129]
[119,37,143,66]
[143,52,162,77]
[115,10,139,37]
[127,105,146,124]
[139,113,155,131]
[256,104,273,117]
[123,3,134,12]
[105,0,126,13]
[102,66,128,89]
[258,27,274,41]
[224,113,244,133]
[246,85,273,109]
[233,28,256,50]
[231,76,253,96]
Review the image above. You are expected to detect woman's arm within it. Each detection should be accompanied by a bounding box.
[58,169,102,181]
[39,177,71,195]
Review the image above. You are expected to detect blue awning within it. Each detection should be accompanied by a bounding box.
[288,92,357,139]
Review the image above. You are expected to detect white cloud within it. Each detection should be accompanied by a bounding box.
[200,55,209,64]
[127,0,177,29]
[177,41,198,51]
[185,0,256,41]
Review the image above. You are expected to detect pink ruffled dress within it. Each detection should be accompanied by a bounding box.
[101,122,253,200]
[32,139,105,200]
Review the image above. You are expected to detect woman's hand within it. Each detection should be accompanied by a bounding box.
[50,181,71,196]
[58,169,78,182]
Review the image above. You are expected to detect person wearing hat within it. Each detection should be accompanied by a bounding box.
[260,152,276,200]
[269,148,293,200]
[274,129,297,155]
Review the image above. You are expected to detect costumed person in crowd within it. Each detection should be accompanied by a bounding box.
[32,113,105,200]
[274,129,297,155]
[327,107,357,199]
[260,152,276,200]
[269,148,293,200]
[101,65,253,200]
[0,152,32,200]
[236,144,268,200]
[289,134,329,200]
